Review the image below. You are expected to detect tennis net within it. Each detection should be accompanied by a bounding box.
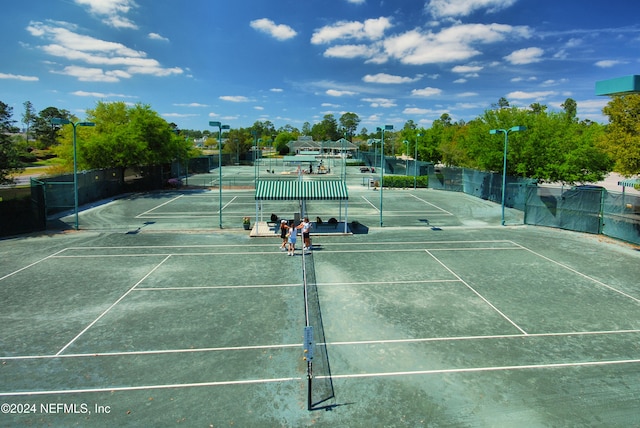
[302,249,334,410]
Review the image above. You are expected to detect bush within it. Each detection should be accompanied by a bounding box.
[382,175,428,188]
[346,160,366,166]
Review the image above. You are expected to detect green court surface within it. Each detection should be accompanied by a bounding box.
[1,166,639,426]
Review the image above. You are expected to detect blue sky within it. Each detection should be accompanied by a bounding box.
[2,0,639,132]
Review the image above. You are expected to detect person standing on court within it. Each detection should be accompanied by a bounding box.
[287,222,298,256]
[279,219,288,251]
[298,216,312,252]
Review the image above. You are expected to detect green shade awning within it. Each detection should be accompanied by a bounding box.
[283,155,318,163]
[255,180,348,201]
[596,75,640,96]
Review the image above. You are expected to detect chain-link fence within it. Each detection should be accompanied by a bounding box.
[525,185,640,243]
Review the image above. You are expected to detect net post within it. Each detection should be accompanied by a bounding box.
[303,325,315,410]
[307,361,313,410]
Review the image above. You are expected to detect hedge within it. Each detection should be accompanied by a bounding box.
[381,175,428,188]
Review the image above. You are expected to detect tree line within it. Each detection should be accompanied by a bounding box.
[1,96,639,186]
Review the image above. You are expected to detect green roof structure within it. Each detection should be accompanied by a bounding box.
[595,75,640,96]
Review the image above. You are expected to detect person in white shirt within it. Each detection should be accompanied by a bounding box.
[298,216,312,252]
[287,223,298,256]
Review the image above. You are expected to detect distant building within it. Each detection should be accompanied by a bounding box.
[287,136,358,158]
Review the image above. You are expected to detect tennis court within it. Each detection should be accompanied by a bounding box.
[1,166,639,426]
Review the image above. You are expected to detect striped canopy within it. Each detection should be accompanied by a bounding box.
[255,179,348,201]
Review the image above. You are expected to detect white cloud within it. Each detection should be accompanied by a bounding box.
[254,106,264,110]
[403,107,434,115]
[511,76,538,82]
[411,87,442,97]
[595,60,624,68]
[72,90,134,97]
[326,89,357,97]
[457,92,479,97]
[173,103,208,107]
[162,113,199,118]
[362,73,420,84]
[220,95,251,102]
[385,23,529,65]
[426,0,517,19]
[362,97,397,107]
[324,44,375,59]
[250,18,297,41]
[74,0,138,29]
[270,88,284,92]
[573,99,608,111]
[311,17,392,44]
[0,73,38,81]
[55,66,127,82]
[346,0,365,3]
[313,17,528,66]
[452,65,483,74]
[507,90,557,100]
[26,21,182,81]
[148,33,169,42]
[540,78,568,87]
[504,47,544,65]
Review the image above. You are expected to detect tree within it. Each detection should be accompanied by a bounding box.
[33,107,70,148]
[465,104,611,183]
[561,98,578,122]
[22,101,36,145]
[338,112,360,140]
[250,120,276,143]
[492,97,510,109]
[528,103,547,115]
[54,101,190,170]
[0,101,23,184]
[599,94,640,176]
[277,124,299,135]
[302,122,311,136]
[311,114,340,141]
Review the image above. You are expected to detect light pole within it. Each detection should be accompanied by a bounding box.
[251,131,259,181]
[376,124,393,227]
[51,118,95,230]
[210,121,230,228]
[403,140,409,172]
[489,126,526,226]
[414,132,422,190]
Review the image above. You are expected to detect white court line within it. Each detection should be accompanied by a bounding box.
[54,255,172,356]
[320,358,640,381]
[425,249,528,335]
[326,328,640,347]
[360,195,380,212]
[136,194,184,218]
[51,250,309,258]
[512,241,640,304]
[409,193,454,215]
[54,240,517,250]
[3,359,639,397]
[0,377,301,397]
[137,214,218,218]
[5,329,639,361]
[2,343,302,361]
[135,283,301,291]
[0,248,68,282]
[218,196,238,214]
[317,279,460,287]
